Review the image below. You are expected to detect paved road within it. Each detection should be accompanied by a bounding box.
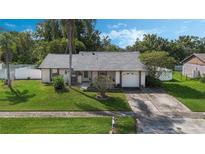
[125,88,205,134]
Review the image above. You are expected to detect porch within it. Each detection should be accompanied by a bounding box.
[74,71,119,86]
[41,68,146,88]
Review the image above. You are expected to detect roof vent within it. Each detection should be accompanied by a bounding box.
[92,52,95,55]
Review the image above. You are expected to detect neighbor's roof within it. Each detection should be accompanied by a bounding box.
[39,51,146,71]
[181,53,205,64]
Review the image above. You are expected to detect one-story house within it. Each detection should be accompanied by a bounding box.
[39,51,146,88]
[181,53,205,78]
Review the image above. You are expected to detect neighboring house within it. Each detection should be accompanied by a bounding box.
[39,51,146,88]
[181,53,205,78]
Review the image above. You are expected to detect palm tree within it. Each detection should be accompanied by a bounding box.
[66,19,75,87]
[0,30,13,88]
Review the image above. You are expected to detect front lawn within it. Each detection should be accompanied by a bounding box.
[0,117,136,134]
[162,71,205,112]
[0,80,131,111]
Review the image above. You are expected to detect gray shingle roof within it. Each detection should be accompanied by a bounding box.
[39,51,146,71]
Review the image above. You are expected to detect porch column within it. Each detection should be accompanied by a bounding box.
[120,71,122,87]
[49,68,52,82]
[115,71,120,86]
[139,71,141,88]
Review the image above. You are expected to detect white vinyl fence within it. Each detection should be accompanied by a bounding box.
[157,68,173,81]
[0,64,41,80]
[15,67,41,79]
[0,69,6,79]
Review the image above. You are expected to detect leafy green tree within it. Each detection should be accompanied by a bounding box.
[139,51,176,78]
[66,19,75,87]
[128,34,205,62]
[35,19,62,41]
[128,34,170,52]
[99,36,122,51]
[93,76,113,98]
[15,32,35,64]
[0,32,15,87]
[35,19,102,53]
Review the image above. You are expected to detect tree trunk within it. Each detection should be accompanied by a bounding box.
[66,19,74,87]
[6,50,11,88]
[100,91,106,98]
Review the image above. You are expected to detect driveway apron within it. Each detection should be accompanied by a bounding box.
[125,88,205,134]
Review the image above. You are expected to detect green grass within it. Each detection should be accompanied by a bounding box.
[0,80,131,111]
[0,117,136,134]
[162,71,205,112]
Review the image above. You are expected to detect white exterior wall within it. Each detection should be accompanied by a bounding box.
[115,71,120,85]
[141,71,146,87]
[41,69,50,83]
[183,63,205,78]
[59,69,69,83]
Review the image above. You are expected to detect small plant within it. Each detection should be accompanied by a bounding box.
[146,75,162,87]
[200,74,205,83]
[53,76,65,90]
[93,76,113,99]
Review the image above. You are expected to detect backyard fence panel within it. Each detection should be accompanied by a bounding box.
[15,68,41,79]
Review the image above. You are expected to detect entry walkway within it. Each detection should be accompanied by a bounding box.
[0,111,134,118]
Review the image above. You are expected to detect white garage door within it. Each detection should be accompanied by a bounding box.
[122,72,139,87]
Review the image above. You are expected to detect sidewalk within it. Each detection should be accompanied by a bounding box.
[0,111,134,118]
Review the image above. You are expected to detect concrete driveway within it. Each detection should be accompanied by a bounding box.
[125,88,205,134]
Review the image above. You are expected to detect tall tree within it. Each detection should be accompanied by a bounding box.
[139,51,176,78]
[66,19,75,87]
[0,32,14,87]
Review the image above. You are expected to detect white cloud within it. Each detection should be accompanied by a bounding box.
[101,27,163,48]
[107,23,127,29]
[101,29,147,48]
[4,23,16,27]
[23,28,33,32]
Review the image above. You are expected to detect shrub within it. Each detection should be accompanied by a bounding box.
[146,75,162,87]
[200,74,205,83]
[93,76,113,98]
[53,76,65,90]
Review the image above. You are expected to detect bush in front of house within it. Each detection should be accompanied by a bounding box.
[199,74,205,83]
[53,76,65,90]
[93,76,113,99]
[146,75,162,87]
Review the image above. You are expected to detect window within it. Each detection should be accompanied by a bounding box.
[99,71,107,76]
[51,69,59,77]
[84,71,88,78]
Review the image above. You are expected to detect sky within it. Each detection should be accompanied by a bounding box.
[1,19,205,48]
